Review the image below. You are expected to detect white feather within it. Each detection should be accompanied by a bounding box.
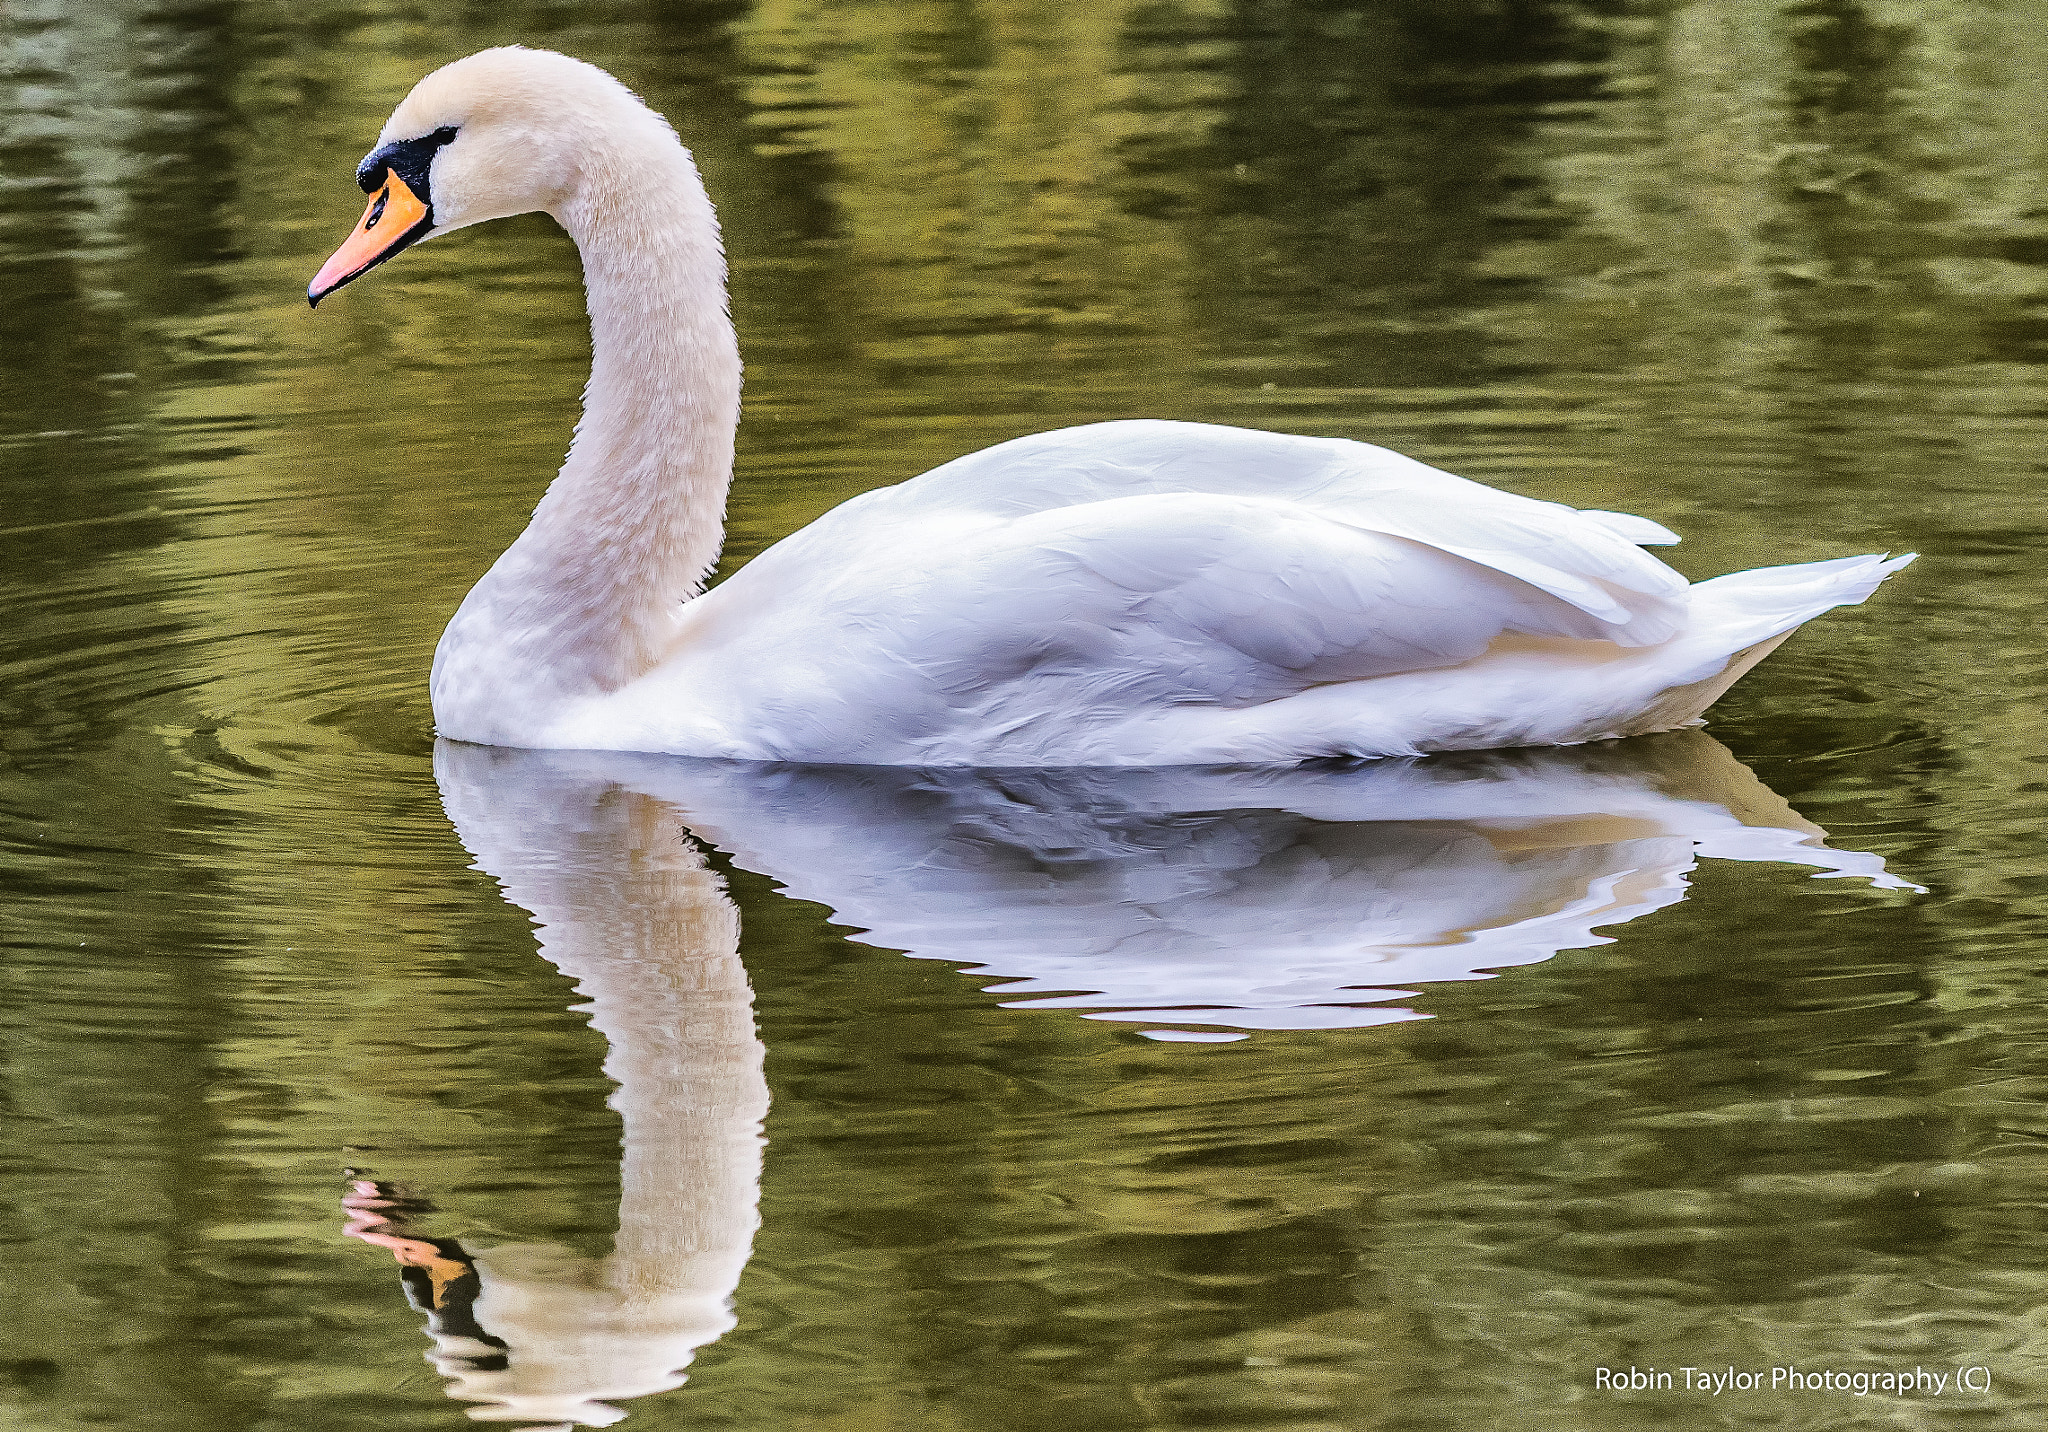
[547,421,1911,763]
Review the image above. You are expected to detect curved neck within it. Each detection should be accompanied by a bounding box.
[447,136,741,702]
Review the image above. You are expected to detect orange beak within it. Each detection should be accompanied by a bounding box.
[307,168,433,307]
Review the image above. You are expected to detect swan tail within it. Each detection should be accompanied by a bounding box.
[1682,551,1916,662]
[1186,551,1915,762]
[1607,551,1917,737]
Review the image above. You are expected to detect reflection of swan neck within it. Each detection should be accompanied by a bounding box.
[505,791,764,1297]
[431,749,767,1424]
[563,858,762,1293]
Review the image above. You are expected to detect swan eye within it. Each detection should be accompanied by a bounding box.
[353,124,461,199]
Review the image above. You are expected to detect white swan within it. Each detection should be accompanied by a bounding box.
[310,47,1913,767]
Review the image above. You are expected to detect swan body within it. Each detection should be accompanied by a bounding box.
[312,48,1912,767]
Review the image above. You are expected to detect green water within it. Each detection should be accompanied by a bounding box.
[5,0,2047,1427]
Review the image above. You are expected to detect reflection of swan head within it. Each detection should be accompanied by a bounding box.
[345,746,767,1428]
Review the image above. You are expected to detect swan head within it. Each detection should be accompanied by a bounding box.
[308,47,674,306]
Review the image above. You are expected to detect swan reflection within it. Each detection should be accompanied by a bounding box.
[350,751,767,1428]
[491,730,1912,1038]
[353,732,1909,1425]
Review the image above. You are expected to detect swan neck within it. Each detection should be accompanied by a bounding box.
[444,135,740,711]
[558,160,739,555]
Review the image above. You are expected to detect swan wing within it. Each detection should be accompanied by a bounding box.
[840,419,1691,644]
[591,421,1732,762]
[664,488,1665,764]
[582,434,1909,764]
[941,493,1633,692]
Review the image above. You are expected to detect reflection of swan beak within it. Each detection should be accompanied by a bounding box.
[342,1178,476,1303]
[342,1175,510,1378]
[308,169,432,306]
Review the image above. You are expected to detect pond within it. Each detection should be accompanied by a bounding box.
[4,1,2046,1428]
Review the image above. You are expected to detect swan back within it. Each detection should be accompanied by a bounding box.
[864,420,1690,644]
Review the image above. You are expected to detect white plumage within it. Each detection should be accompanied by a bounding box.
[313,49,1912,767]
[560,419,1907,763]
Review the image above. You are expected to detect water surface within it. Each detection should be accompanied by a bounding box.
[4,1,2047,1428]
